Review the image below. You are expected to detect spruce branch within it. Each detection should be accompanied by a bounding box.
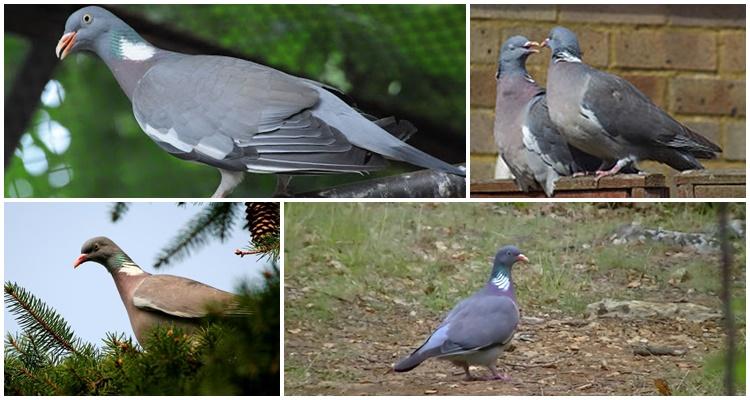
[109,202,131,222]
[4,282,84,359]
[154,202,240,268]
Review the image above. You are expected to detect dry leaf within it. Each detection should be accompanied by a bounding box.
[654,378,671,395]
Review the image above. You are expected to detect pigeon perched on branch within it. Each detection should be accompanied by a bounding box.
[74,236,240,345]
[56,6,464,197]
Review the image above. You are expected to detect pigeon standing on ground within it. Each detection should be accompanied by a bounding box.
[73,236,239,345]
[542,26,722,178]
[55,6,464,197]
[393,246,528,381]
[494,36,600,196]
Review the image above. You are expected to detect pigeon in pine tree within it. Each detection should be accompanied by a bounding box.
[73,236,240,345]
[542,26,722,178]
[55,6,465,197]
[494,36,600,196]
[393,246,528,381]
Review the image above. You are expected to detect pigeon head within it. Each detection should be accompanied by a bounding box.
[74,236,137,273]
[56,6,149,61]
[542,26,582,61]
[496,36,539,78]
[493,245,528,268]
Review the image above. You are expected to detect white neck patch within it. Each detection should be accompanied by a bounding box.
[554,51,582,64]
[118,261,145,276]
[492,272,511,291]
[120,38,155,61]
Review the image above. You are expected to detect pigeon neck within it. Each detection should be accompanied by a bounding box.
[107,252,145,276]
[497,59,534,83]
[487,264,514,293]
[94,28,160,100]
[552,50,582,64]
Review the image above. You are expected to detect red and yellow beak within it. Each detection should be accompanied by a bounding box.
[516,254,529,263]
[73,253,88,268]
[56,31,77,60]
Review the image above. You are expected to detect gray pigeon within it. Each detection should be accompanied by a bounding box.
[495,36,600,196]
[74,236,239,346]
[542,26,722,178]
[393,246,527,381]
[55,6,465,197]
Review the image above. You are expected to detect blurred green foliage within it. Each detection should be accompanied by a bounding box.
[5,4,465,197]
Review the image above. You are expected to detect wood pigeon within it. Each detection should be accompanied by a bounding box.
[73,236,239,346]
[55,6,465,197]
[495,36,600,196]
[542,26,722,177]
[393,246,527,381]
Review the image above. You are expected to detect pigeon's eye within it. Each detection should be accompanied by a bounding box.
[82,13,93,24]
[93,244,99,252]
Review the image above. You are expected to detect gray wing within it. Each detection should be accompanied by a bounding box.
[439,294,519,355]
[132,54,386,174]
[132,274,237,319]
[522,95,602,195]
[581,66,721,169]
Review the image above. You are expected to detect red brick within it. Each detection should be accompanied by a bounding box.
[470,22,501,64]
[559,5,667,25]
[470,64,497,108]
[667,5,746,28]
[613,30,716,71]
[720,31,745,72]
[723,121,746,161]
[470,109,496,154]
[471,5,557,21]
[620,74,667,108]
[670,77,745,116]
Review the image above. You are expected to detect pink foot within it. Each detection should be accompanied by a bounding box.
[484,373,511,382]
[595,167,620,181]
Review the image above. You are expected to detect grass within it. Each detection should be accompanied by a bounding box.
[285,203,744,318]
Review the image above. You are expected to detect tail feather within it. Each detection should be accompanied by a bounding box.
[393,347,442,372]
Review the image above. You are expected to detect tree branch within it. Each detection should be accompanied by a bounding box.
[299,165,465,198]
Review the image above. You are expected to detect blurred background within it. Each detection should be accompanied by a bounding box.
[5,4,466,197]
[470,5,746,182]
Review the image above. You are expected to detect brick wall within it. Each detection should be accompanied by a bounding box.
[470,5,746,181]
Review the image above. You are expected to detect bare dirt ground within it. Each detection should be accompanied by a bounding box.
[284,203,745,395]
[285,292,727,395]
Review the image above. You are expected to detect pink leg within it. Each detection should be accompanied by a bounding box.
[595,158,631,180]
[485,364,511,381]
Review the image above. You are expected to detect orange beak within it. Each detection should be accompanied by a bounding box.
[56,31,77,60]
[516,254,529,263]
[73,254,88,268]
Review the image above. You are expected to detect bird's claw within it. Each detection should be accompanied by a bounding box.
[488,373,511,382]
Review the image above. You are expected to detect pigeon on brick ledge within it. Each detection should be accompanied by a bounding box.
[494,36,601,196]
[73,236,239,346]
[55,6,465,197]
[393,246,527,381]
[542,26,722,178]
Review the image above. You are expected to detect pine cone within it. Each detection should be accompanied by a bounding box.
[244,202,280,244]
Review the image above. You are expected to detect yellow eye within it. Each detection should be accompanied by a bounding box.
[82,13,93,24]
